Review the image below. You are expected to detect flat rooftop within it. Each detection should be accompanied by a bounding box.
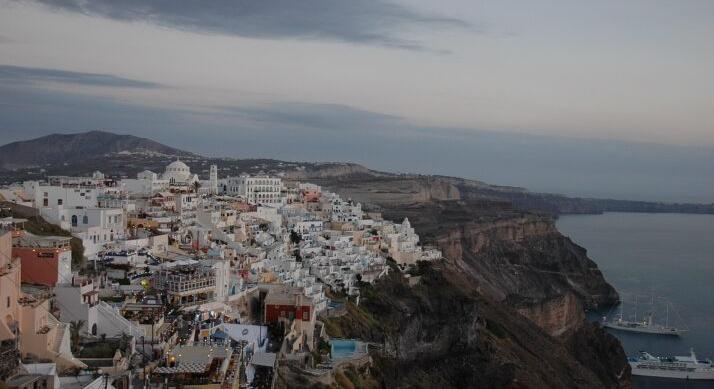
[155,343,233,374]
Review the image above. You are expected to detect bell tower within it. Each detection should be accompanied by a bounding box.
[209,164,218,194]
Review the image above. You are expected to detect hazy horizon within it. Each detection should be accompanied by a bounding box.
[2,128,712,204]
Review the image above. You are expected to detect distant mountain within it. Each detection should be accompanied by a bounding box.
[0,130,198,170]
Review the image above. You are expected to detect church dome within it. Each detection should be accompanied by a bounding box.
[163,159,192,183]
[166,160,190,173]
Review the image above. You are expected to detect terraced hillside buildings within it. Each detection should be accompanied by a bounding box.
[0,160,440,388]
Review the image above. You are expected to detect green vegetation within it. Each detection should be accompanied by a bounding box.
[78,340,121,358]
[100,296,125,303]
[289,229,301,244]
[69,320,85,353]
[0,205,86,268]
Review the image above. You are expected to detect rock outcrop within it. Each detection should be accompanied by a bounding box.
[516,292,585,337]
[322,262,629,389]
[306,173,630,388]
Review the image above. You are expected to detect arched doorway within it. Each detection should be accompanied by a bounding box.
[91,323,97,335]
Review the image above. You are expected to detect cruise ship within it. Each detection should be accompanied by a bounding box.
[629,350,714,380]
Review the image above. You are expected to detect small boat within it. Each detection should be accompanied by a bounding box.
[629,349,714,380]
[602,295,686,336]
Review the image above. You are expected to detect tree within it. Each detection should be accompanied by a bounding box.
[289,230,302,244]
[118,332,132,356]
[69,320,85,353]
[192,180,201,193]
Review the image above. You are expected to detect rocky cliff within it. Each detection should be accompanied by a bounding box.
[302,167,714,215]
[516,292,584,337]
[303,172,630,388]
[320,262,629,389]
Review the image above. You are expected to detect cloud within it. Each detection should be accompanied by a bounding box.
[216,102,403,132]
[0,84,192,145]
[27,0,470,51]
[0,64,163,88]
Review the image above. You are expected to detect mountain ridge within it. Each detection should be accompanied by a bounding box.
[0,130,199,170]
[1,130,712,215]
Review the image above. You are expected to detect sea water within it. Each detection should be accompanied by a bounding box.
[558,212,714,389]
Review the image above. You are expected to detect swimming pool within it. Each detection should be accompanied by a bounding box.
[330,339,366,360]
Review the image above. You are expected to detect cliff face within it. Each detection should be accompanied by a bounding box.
[315,175,461,205]
[439,215,618,310]
[283,162,374,180]
[322,263,629,389]
[304,169,714,215]
[306,172,630,388]
[516,292,584,337]
[380,201,618,312]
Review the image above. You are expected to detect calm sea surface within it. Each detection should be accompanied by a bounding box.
[557,213,714,389]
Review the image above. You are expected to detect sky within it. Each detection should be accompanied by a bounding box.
[0,0,712,202]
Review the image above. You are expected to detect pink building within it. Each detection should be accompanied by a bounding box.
[0,229,85,375]
[12,231,72,287]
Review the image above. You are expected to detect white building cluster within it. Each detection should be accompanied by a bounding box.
[0,158,441,386]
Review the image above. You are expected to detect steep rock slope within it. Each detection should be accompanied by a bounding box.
[302,173,629,387]
[321,262,629,388]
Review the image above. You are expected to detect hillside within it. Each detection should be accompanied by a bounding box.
[1,131,636,387]
[294,179,631,387]
[2,130,712,215]
[310,261,628,389]
[0,130,198,170]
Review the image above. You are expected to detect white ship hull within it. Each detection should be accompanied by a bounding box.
[603,322,684,336]
[630,363,714,380]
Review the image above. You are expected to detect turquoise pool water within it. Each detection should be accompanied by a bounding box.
[331,339,364,360]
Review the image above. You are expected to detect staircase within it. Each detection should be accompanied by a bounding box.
[97,301,144,338]
[47,314,67,354]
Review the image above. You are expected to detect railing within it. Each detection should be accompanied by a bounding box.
[0,340,20,380]
[176,297,216,308]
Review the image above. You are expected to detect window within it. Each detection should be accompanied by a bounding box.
[6,297,9,308]
[71,215,78,227]
[43,199,48,207]
[83,216,88,224]
[57,199,63,205]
